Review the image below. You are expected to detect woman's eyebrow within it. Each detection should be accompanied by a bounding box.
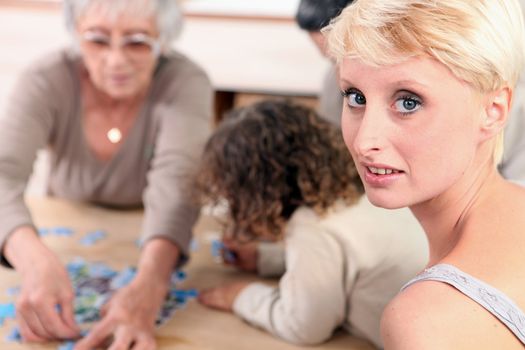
[83,26,109,33]
[339,78,430,91]
[389,79,430,90]
[123,29,155,36]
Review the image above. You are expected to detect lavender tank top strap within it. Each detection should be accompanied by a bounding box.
[401,263,525,345]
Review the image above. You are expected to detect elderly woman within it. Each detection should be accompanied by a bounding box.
[0,0,212,348]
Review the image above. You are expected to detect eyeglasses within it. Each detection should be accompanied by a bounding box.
[79,30,161,63]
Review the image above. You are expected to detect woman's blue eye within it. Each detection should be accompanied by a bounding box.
[345,91,366,108]
[394,96,421,114]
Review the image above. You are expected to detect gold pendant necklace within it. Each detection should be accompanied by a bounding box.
[107,127,122,144]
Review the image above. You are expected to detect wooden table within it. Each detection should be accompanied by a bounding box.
[0,197,375,350]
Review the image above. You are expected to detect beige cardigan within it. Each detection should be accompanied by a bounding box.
[0,48,213,265]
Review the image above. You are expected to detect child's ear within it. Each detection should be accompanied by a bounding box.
[480,87,512,140]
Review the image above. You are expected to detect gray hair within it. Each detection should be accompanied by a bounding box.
[63,0,183,47]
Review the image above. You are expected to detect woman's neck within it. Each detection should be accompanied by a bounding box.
[91,84,148,110]
[410,158,501,266]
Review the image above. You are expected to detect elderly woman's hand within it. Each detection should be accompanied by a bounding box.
[5,227,80,342]
[73,276,164,350]
[74,238,179,350]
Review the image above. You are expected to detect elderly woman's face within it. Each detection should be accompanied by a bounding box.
[76,6,159,99]
[339,56,486,210]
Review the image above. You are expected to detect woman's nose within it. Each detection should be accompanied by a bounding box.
[104,42,129,67]
[352,108,387,158]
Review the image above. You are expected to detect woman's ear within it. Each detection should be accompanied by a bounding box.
[480,87,512,140]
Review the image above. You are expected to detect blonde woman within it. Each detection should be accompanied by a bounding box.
[326,0,525,348]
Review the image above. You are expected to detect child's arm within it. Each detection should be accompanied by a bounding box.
[218,239,286,278]
[233,218,349,345]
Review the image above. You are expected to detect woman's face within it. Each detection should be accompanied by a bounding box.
[339,56,486,209]
[76,6,159,99]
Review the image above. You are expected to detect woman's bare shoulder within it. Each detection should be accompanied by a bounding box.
[380,280,524,349]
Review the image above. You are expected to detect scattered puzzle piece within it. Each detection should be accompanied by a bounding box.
[5,327,21,342]
[54,227,75,236]
[190,238,199,252]
[109,267,136,289]
[0,303,15,326]
[211,239,237,263]
[6,287,20,297]
[171,270,186,284]
[56,330,88,349]
[78,230,107,246]
[57,341,75,350]
[38,226,74,237]
[37,227,50,236]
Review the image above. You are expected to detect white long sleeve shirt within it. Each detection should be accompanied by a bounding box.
[233,197,428,348]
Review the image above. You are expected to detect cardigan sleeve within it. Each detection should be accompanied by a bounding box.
[141,54,213,265]
[0,62,59,266]
[232,209,349,345]
[257,241,286,278]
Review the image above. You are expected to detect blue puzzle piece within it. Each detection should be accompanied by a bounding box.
[38,227,74,237]
[5,327,21,342]
[53,226,74,236]
[6,286,19,297]
[170,270,186,284]
[211,239,237,263]
[0,303,15,326]
[79,230,107,246]
[109,267,136,289]
[88,262,118,279]
[190,238,199,251]
[57,331,88,350]
[37,227,51,236]
[170,289,198,300]
[58,341,75,350]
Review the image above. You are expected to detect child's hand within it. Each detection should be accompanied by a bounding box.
[223,239,258,272]
[198,282,251,312]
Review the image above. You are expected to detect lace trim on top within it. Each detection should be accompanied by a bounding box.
[401,263,525,345]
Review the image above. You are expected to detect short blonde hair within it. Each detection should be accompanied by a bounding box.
[325,0,525,93]
[325,0,525,163]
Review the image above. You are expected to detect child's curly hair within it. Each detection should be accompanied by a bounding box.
[196,100,363,241]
